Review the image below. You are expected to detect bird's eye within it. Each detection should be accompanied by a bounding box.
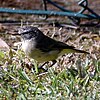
[29,31,32,35]
[32,31,37,37]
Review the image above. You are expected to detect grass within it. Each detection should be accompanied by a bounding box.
[0,21,100,99]
[0,0,100,99]
[0,49,100,100]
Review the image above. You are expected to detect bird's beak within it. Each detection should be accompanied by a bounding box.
[10,30,21,36]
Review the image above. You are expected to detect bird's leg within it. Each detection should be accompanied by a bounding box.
[49,60,57,68]
[38,61,49,72]
[38,60,57,72]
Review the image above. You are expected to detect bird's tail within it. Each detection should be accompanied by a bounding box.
[59,48,89,56]
[73,48,89,54]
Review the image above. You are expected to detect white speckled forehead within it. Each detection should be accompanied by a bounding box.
[18,26,39,34]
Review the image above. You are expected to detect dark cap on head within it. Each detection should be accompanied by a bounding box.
[18,26,44,40]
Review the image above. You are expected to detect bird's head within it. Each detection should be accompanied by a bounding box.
[18,26,44,40]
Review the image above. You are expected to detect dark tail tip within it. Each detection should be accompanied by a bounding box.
[76,49,90,54]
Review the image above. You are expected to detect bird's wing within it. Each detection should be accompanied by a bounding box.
[36,35,89,54]
[53,41,75,49]
[36,35,75,52]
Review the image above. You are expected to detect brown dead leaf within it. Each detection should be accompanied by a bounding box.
[0,38,9,51]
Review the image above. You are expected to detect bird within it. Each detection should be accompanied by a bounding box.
[18,26,89,64]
